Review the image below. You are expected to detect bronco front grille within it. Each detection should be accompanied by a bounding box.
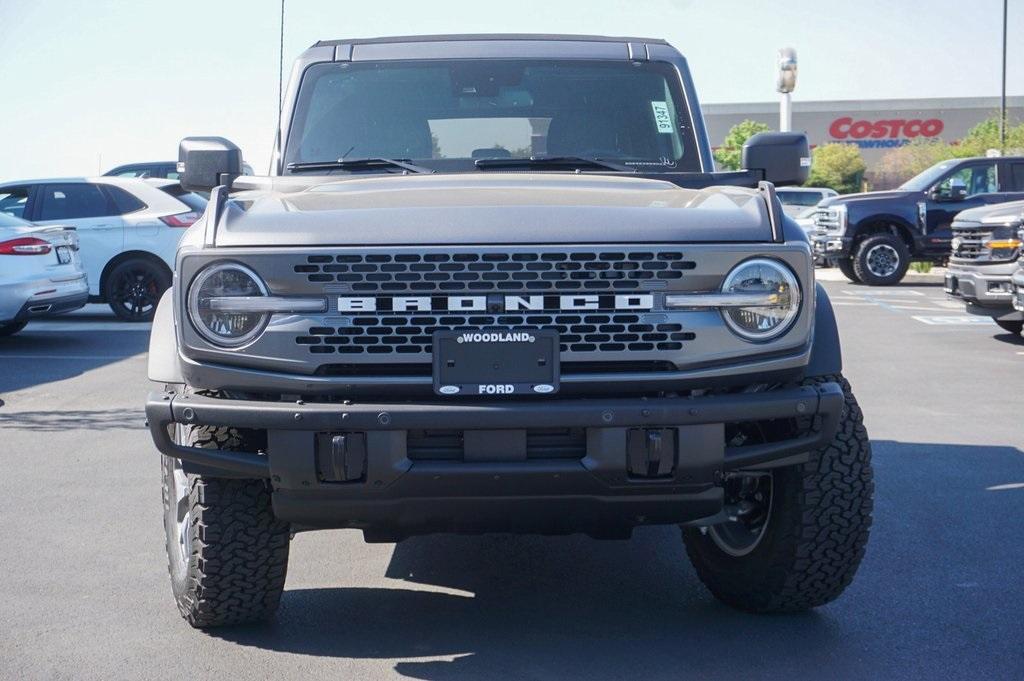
[295,313,695,355]
[294,250,696,293]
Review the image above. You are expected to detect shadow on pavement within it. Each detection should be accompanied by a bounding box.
[0,329,147,394]
[207,439,1024,680]
[991,331,1024,346]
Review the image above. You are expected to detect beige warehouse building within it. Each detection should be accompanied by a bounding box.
[703,95,1024,174]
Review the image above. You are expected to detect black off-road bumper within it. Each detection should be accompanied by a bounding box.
[146,383,843,538]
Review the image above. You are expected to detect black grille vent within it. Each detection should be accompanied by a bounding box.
[294,251,696,292]
[295,313,695,355]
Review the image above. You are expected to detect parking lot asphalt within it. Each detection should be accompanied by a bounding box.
[0,285,1021,681]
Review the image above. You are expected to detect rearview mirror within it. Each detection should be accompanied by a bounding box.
[177,137,243,193]
[741,132,811,187]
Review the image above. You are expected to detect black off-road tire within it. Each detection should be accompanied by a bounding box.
[682,374,873,613]
[835,257,860,283]
[852,234,910,286]
[994,319,1023,335]
[162,424,290,628]
[0,321,28,337]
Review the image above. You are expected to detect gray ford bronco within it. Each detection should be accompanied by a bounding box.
[145,34,873,628]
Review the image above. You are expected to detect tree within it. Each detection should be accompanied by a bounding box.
[951,116,1024,157]
[871,139,957,190]
[714,120,771,170]
[805,143,866,194]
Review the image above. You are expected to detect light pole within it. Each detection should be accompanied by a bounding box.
[777,47,797,132]
[1000,0,1008,151]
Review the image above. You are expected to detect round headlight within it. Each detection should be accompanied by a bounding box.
[187,263,268,347]
[720,258,801,341]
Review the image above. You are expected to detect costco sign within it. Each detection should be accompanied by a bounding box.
[829,117,944,149]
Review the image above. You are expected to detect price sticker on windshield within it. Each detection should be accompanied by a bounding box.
[651,101,674,133]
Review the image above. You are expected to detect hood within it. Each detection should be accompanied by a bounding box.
[821,189,918,207]
[214,173,772,247]
[952,199,1024,228]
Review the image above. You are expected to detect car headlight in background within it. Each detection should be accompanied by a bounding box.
[719,259,801,341]
[187,263,270,346]
[665,258,801,342]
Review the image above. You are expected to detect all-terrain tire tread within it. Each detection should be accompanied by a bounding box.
[683,374,873,612]
[163,424,289,628]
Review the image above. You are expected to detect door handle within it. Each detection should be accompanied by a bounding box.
[91,224,115,231]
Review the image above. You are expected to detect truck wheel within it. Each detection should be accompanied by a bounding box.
[161,424,290,628]
[851,234,909,286]
[994,319,1023,335]
[835,257,860,283]
[105,258,170,322]
[0,321,28,337]
[682,374,873,613]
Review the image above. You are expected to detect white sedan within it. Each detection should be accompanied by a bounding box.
[0,213,89,337]
[0,177,206,321]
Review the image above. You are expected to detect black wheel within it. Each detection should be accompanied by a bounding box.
[162,423,290,628]
[683,374,873,613]
[0,321,28,337]
[835,257,860,283]
[994,319,1023,335]
[104,258,170,321]
[852,234,910,286]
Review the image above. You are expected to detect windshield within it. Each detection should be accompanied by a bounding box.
[284,59,701,173]
[776,190,825,207]
[899,160,959,191]
[0,212,31,228]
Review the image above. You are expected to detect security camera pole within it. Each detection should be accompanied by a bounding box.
[777,47,797,132]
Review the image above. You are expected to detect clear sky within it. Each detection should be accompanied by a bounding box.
[0,0,1020,181]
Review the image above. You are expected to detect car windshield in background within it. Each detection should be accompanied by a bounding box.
[899,161,957,191]
[776,190,825,207]
[284,59,700,173]
[159,185,208,212]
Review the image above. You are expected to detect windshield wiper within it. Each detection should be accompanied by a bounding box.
[286,158,433,174]
[474,156,636,173]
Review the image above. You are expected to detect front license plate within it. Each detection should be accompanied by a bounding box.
[56,246,72,264]
[944,274,957,294]
[433,329,559,396]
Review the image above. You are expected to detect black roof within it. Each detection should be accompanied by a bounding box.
[314,33,669,48]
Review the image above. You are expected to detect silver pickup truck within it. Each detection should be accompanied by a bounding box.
[145,34,873,627]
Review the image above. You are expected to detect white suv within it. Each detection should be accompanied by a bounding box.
[0,177,206,321]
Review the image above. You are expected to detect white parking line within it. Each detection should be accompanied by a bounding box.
[830,301,875,306]
[911,315,996,326]
[842,290,925,296]
[0,354,139,360]
[23,322,152,332]
[890,305,946,311]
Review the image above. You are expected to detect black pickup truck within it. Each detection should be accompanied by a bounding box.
[813,156,1024,285]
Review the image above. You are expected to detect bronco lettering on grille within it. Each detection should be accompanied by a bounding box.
[337,294,655,313]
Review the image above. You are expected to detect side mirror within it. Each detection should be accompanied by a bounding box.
[177,137,243,193]
[741,132,811,186]
[949,180,968,201]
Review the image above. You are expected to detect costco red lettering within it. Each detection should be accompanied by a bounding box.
[828,117,944,140]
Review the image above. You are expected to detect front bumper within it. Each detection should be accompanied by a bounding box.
[945,260,1022,321]
[146,382,843,538]
[1012,269,1024,312]
[812,233,851,259]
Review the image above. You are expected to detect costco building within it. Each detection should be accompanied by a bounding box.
[703,95,1024,175]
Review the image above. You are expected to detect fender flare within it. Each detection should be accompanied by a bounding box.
[147,289,184,384]
[806,282,843,377]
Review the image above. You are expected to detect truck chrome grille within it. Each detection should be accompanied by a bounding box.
[951,228,991,260]
[295,313,694,355]
[294,250,696,293]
